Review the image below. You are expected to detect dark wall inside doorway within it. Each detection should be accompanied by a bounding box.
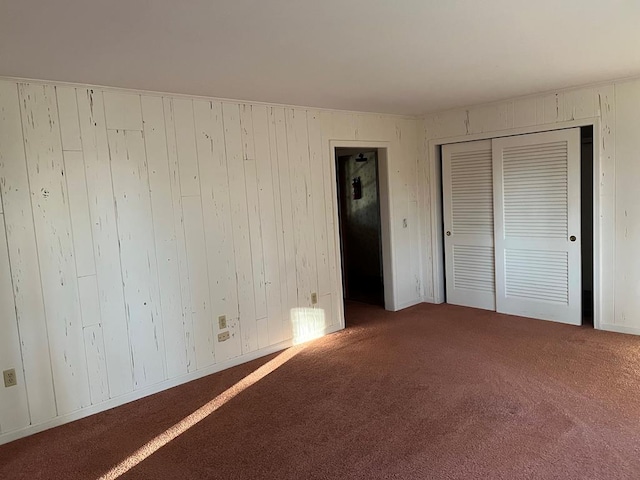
[336,149,384,306]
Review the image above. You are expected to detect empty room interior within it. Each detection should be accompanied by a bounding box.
[2,1,640,478]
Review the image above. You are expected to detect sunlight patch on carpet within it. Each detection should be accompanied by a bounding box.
[97,345,305,480]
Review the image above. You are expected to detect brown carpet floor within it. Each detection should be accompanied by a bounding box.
[2,302,640,479]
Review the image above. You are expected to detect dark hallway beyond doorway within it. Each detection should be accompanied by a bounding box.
[336,149,384,307]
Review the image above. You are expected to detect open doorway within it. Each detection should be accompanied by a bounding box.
[335,148,385,308]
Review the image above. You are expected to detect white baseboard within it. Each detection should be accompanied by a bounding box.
[599,323,640,336]
[0,324,343,446]
[393,297,426,311]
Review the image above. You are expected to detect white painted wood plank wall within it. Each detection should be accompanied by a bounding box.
[4,73,640,444]
[6,72,640,445]
[0,78,421,444]
[18,83,91,415]
[0,82,57,426]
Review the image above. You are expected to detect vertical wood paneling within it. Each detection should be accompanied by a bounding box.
[4,72,640,445]
[408,199,421,298]
[0,213,30,434]
[273,107,297,340]
[513,98,538,128]
[613,82,637,326]
[103,91,143,131]
[163,98,197,372]
[55,86,82,151]
[0,81,57,424]
[392,117,415,307]
[541,93,564,124]
[77,88,134,398]
[468,103,512,134]
[356,113,387,141]
[319,111,339,326]
[1,77,427,443]
[173,99,216,369]
[287,109,318,309]
[307,111,331,297]
[78,273,107,405]
[331,111,358,140]
[403,119,422,299]
[141,95,188,379]
[63,150,96,277]
[286,109,318,338]
[418,117,433,302]
[319,293,333,328]
[181,195,216,368]
[429,109,469,138]
[83,324,109,404]
[597,86,616,199]
[563,88,596,121]
[253,105,285,344]
[240,105,268,322]
[256,318,269,349]
[193,99,242,359]
[173,99,200,196]
[216,317,242,362]
[78,275,101,327]
[18,83,91,414]
[268,106,292,342]
[108,128,166,388]
[223,102,258,353]
[597,85,616,326]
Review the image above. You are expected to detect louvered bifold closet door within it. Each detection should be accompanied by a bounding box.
[442,140,495,310]
[492,128,581,325]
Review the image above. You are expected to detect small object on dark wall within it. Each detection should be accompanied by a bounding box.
[352,176,362,199]
[351,177,362,200]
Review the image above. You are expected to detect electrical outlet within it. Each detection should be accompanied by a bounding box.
[3,369,17,388]
[218,315,227,330]
[218,331,230,342]
[311,292,318,305]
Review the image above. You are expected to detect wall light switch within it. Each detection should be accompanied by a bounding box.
[311,292,318,305]
[3,369,17,388]
[218,315,227,330]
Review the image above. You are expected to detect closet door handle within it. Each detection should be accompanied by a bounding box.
[570,235,576,242]
[446,231,451,236]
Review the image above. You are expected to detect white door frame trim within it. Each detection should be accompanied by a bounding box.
[427,117,602,329]
[329,140,397,330]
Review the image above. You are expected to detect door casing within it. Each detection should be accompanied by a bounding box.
[329,141,396,331]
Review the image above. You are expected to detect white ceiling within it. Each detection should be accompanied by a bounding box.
[1,1,639,115]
